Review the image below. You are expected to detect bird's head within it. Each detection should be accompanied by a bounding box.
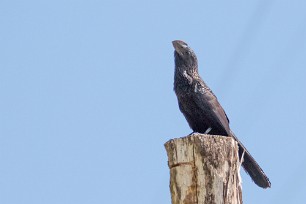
[172,40,198,73]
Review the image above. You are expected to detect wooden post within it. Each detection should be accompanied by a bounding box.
[164,133,243,204]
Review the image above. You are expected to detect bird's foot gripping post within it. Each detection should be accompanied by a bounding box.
[164,133,243,204]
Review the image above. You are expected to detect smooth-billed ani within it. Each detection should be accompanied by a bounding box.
[172,40,271,188]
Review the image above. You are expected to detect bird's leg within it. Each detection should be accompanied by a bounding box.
[188,131,196,136]
[204,127,212,134]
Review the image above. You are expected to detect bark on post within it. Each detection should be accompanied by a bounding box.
[164,133,243,204]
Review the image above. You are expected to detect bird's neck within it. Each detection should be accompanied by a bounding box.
[175,64,199,80]
[174,64,200,93]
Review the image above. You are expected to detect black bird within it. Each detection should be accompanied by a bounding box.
[172,40,271,188]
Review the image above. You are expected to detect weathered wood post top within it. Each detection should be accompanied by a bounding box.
[164,133,243,204]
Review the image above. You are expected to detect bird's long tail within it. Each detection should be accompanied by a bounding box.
[230,131,271,188]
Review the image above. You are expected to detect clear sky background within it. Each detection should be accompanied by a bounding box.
[1,0,306,203]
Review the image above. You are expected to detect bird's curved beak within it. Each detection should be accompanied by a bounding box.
[172,40,187,56]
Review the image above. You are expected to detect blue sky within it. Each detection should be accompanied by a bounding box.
[1,0,306,203]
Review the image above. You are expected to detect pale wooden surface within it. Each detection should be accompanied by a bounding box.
[164,133,242,204]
